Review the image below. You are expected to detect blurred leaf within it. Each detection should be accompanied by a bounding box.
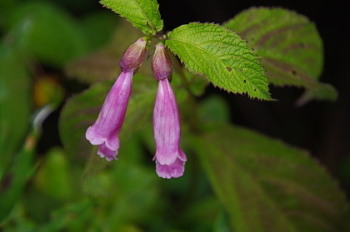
[213,210,231,232]
[0,203,36,231]
[80,11,118,50]
[191,123,348,232]
[184,197,222,232]
[0,130,37,222]
[34,148,73,200]
[66,20,143,84]
[0,46,31,178]
[7,2,88,67]
[224,7,337,103]
[198,95,230,123]
[166,23,271,100]
[59,73,156,162]
[100,0,163,35]
[97,160,160,231]
[37,200,94,232]
[82,136,161,231]
[0,0,17,27]
[295,83,337,106]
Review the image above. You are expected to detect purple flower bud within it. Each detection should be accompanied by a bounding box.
[153,78,187,178]
[86,71,133,161]
[120,38,147,72]
[152,43,172,80]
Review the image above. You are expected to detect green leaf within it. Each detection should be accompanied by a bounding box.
[0,130,37,222]
[224,7,337,103]
[0,46,31,178]
[7,2,88,67]
[66,20,143,84]
[34,148,73,200]
[37,200,94,232]
[198,95,230,123]
[100,0,163,35]
[80,11,118,50]
[59,74,156,160]
[165,23,271,100]
[191,123,348,232]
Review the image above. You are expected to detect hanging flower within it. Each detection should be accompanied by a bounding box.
[152,44,187,178]
[85,38,147,161]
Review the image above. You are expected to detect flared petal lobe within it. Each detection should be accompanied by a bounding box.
[86,71,133,160]
[155,149,187,179]
[153,78,187,178]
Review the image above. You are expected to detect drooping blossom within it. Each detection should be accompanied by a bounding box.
[152,43,187,178]
[85,38,147,161]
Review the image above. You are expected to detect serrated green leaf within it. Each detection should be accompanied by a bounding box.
[59,74,156,161]
[191,124,348,232]
[224,7,337,103]
[165,23,271,100]
[100,0,163,35]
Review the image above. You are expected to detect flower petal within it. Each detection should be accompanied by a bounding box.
[85,71,133,159]
[97,143,117,161]
[153,79,180,165]
[85,126,105,145]
[156,158,185,179]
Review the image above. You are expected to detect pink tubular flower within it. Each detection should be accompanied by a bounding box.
[152,44,187,178]
[85,38,147,161]
[86,71,133,160]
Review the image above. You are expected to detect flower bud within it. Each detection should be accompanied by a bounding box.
[120,38,147,72]
[152,43,172,80]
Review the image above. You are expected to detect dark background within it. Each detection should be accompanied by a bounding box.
[56,0,350,192]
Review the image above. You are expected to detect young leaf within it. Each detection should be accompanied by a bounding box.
[165,23,271,100]
[100,0,163,35]
[59,74,156,160]
[224,7,337,103]
[191,124,348,232]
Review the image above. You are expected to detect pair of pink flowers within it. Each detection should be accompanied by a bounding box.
[85,38,187,179]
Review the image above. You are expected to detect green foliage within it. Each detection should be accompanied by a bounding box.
[0,46,31,178]
[224,7,337,103]
[100,0,163,35]
[191,124,348,232]
[6,2,88,67]
[1,1,348,231]
[166,23,271,100]
[66,20,143,84]
[198,95,230,123]
[80,11,118,50]
[0,130,37,222]
[34,148,74,200]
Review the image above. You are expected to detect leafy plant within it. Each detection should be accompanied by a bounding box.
[0,0,348,231]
